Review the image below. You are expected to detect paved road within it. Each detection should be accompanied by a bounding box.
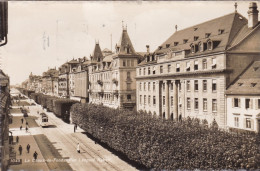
[19,91,137,171]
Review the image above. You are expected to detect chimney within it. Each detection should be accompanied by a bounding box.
[146,45,150,53]
[248,2,259,28]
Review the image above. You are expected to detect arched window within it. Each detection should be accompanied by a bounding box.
[207,40,213,50]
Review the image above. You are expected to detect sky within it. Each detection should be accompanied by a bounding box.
[0,1,258,85]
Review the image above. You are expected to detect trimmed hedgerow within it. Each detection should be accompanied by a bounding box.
[71,103,260,170]
[53,99,78,123]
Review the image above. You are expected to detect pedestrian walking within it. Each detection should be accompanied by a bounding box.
[16,136,19,143]
[26,121,28,126]
[21,118,24,124]
[27,144,30,153]
[20,125,22,130]
[75,124,77,130]
[33,151,38,161]
[74,124,77,133]
[25,126,28,132]
[77,143,80,153]
[18,145,22,155]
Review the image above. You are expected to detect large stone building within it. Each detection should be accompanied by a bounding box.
[58,63,70,97]
[226,61,260,133]
[41,68,59,96]
[136,2,260,128]
[88,27,140,109]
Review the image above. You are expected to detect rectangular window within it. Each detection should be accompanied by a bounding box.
[123,60,126,66]
[234,98,240,107]
[203,59,207,69]
[176,63,180,72]
[168,64,171,73]
[163,83,165,91]
[148,95,150,104]
[170,82,173,91]
[194,80,198,91]
[163,96,165,105]
[203,80,207,91]
[258,99,260,109]
[212,80,217,92]
[234,117,239,127]
[127,83,131,90]
[187,98,191,110]
[186,61,190,71]
[153,82,155,91]
[139,69,141,76]
[187,80,190,91]
[144,95,146,105]
[194,98,199,110]
[171,96,173,106]
[153,96,156,105]
[139,82,142,91]
[194,60,198,70]
[212,58,216,69]
[246,118,251,128]
[148,82,151,91]
[144,82,146,91]
[160,66,163,74]
[148,67,151,75]
[212,99,217,112]
[140,95,142,104]
[245,99,250,109]
[203,98,207,111]
[153,66,156,74]
[143,68,146,75]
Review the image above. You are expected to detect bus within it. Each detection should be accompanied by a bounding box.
[40,113,49,127]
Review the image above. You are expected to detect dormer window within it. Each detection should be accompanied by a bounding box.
[238,83,243,86]
[205,33,211,38]
[183,39,188,44]
[207,40,213,50]
[166,44,170,48]
[194,27,198,31]
[194,36,199,41]
[176,63,180,72]
[198,42,203,52]
[253,67,259,71]
[174,42,179,46]
[191,43,198,53]
[158,46,162,50]
[212,58,216,69]
[218,29,224,35]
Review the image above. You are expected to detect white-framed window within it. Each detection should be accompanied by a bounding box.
[140,95,142,104]
[148,82,151,91]
[153,82,156,91]
[212,99,217,112]
[234,117,239,127]
[148,67,151,75]
[153,66,156,74]
[144,95,146,105]
[258,99,260,109]
[176,63,180,72]
[139,68,141,76]
[194,80,198,91]
[160,66,163,74]
[203,59,207,69]
[153,96,156,105]
[148,95,150,105]
[212,58,216,69]
[203,98,207,111]
[139,82,142,91]
[194,60,198,70]
[187,98,191,110]
[168,64,171,73]
[143,68,146,75]
[194,98,199,110]
[246,118,251,128]
[163,96,165,106]
[245,98,252,109]
[212,80,217,92]
[203,80,207,91]
[233,98,240,108]
[186,61,190,71]
[187,80,190,91]
[144,82,146,91]
[123,60,126,66]
[171,96,173,106]
[207,40,213,50]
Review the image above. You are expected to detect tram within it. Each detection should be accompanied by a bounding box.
[40,113,49,127]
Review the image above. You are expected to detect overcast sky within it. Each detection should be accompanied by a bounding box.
[1,1,258,85]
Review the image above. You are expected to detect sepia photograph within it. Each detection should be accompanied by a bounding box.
[1,1,260,171]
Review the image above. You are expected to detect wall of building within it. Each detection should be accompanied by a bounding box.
[227,95,260,132]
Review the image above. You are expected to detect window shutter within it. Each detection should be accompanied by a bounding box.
[251,119,254,130]
[238,98,241,108]
[232,98,234,107]
[250,99,253,109]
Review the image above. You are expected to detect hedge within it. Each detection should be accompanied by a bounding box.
[71,103,260,170]
[46,97,59,112]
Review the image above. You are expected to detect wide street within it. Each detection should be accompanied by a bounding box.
[9,88,137,171]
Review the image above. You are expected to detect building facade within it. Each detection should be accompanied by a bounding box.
[58,63,70,97]
[88,27,140,109]
[136,3,260,128]
[226,61,260,132]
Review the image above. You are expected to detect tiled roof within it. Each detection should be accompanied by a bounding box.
[226,61,260,95]
[68,59,79,64]
[103,53,116,62]
[91,43,103,62]
[116,28,136,55]
[155,12,248,56]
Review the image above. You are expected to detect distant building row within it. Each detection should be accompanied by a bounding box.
[21,2,260,133]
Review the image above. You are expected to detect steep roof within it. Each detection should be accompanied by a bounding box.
[103,53,116,62]
[91,43,103,62]
[116,27,136,55]
[226,61,260,95]
[156,12,248,56]
[68,59,79,64]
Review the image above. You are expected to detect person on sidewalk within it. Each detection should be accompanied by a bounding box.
[77,143,80,153]
[25,126,28,132]
[33,151,38,161]
[20,125,22,130]
[18,145,22,155]
[16,136,19,143]
[74,124,77,133]
[26,121,28,126]
[27,144,30,153]
[21,118,24,124]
